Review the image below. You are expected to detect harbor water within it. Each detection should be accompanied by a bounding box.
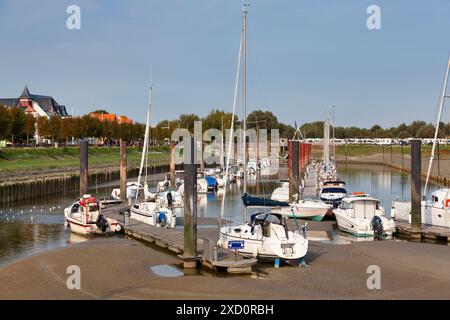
[0,165,442,267]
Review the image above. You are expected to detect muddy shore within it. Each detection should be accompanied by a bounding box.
[1,231,449,300]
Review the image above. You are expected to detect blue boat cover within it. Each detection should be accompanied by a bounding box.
[242,193,289,207]
[205,176,218,187]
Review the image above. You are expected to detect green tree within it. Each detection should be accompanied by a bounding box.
[416,125,435,138]
[247,110,278,130]
[25,114,36,146]
[0,105,12,141]
[10,107,26,146]
[178,114,200,131]
[48,116,61,146]
[37,116,50,145]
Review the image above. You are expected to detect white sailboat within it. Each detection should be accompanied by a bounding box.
[129,81,176,229]
[392,56,450,228]
[217,4,308,260]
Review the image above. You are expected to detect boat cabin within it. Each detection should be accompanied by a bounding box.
[71,195,100,224]
[249,213,289,237]
[339,197,380,220]
[429,189,450,208]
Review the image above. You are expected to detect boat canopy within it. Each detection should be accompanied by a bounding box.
[242,193,289,207]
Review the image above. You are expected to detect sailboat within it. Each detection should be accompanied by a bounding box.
[392,56,450,228]
[129,81,176,229]
[217,4,308,260]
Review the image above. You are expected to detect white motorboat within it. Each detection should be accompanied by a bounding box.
[218,212,308,260]
[178,178,208,194]
[156,190,184,208]
[320,184,347,205]
[334,195,396,237]
[392,188,450,228]
[130,201,176,229]
[64,195,122,235]
[111,182,142,200]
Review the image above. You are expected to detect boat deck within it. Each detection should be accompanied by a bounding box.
[102,204,257,273]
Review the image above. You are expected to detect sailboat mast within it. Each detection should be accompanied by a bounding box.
[136,83,152,199]
[219,8,244,222]
[424,56,450,196]
[243,4,248,196]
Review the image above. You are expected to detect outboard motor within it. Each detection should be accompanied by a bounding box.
[167,192,173,209]
[371,216,384,240]
[96,214,108,233]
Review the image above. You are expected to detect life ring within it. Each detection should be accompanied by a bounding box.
[445,199,450,208]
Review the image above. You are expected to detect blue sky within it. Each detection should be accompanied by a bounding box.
[0,0,449,128]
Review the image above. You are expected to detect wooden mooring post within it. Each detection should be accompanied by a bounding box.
[181,136,200,269]
[289,140,300,201]
[170,141,176,189]
[80,140,88,197]
[120,139,127,202]
[411,139,422,241]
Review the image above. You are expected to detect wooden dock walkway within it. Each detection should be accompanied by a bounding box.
[396,220,450,244]
[102,205,257,273]
[302,164,319,198]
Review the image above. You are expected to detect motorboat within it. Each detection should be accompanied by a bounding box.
[111,182,142,200]
[320,184,348,206]
[156,190,184,208]
[178,178,208,194]
[333,195,396,237]
[64,195,122,235]
[130,201,176,229]
[218,212,308,260]
[392,188,450,228]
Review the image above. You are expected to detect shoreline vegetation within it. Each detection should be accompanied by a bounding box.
[0,144,447,184]
[0,146,170,183]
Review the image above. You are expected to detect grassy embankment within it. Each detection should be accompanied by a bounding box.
[0,146,170,172]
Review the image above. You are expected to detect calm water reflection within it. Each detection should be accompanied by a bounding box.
[338,164,441,217]
[0,165,442,267]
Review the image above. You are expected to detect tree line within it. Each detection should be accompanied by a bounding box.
[299,121,449,139]
[1,104,447,147]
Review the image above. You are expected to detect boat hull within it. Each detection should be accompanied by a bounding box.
[392,201,450,228]
[217,225,308,260]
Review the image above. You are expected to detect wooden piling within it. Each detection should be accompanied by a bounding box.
[411,139,422,241]
[120,139,127,202]
[170,141,176,189]
[80,140,89,197]
[289,140,300,201]
[181,136,199,269]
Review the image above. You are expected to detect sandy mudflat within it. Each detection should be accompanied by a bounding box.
[0,235,449,300]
